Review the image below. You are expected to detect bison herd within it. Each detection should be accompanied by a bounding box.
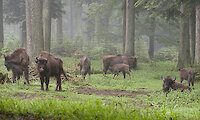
[2,48,198,93]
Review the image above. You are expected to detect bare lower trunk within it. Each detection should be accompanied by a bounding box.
[20,21,27,49]
[25,0,32,58]
[123,0,126,54]
[43,0,51,52]
[148,17,155,59]
[124,0,135,56]
[178,4,191,67]
[195,5,200,64]
[0,0,4,50]
[189,8,195,64]
[56,17,63,44]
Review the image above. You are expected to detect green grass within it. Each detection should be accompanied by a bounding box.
[0,57,200,119]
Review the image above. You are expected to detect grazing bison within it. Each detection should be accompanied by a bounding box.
[109,63,131,79]
[102,54,137,74]
[78,57,91,79]
[4,48,29,84]
[179,68,197,86]
[162,76,191,92]
[35,51,68,91]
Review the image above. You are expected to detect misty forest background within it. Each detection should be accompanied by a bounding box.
[0,0,200,68]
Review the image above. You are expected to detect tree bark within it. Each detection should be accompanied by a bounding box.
[25,0,32,58]
[123,0,126,54]
[70,0,74,38]
[195,5,200,64]
[76,2,82,35]
[189,8,196,64]
[43,0,51,52]
[124,0,135,56]
[148,17,156,59]
[56,17,63,44]
[0,0,4,50]
[20,21,27,49]
[178,4,191,67]
[31,0,44,56]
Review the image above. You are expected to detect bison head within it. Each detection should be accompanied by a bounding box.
[162,76,176,92]
[35,57,48,73]
[4,54,12,71]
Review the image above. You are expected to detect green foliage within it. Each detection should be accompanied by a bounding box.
[0,47,12,56]
[154,47,178,62]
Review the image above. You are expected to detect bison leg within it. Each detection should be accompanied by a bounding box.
[56,76,62,91]
[45,76,50,91]
[180,78,183,83]
[24,67,30,84]
[12,72,16,83]
[192,81,194,86]
[40,77,44,90]
[123,72,126,79]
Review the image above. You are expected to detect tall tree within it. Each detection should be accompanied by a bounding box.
[178,3,191,67]
[148,16,156,59]
[123,0,126,53]
[25,0,32,58]
[189,7,196,64]
[124,0,136,56]
[31,0,44,56]
[43,0,51,52]
[0,0,4,50]
[195,5,200,64]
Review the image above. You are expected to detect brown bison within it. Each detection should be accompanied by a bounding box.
[109,63,131,79]
[35,51,68,91]
[162,76,191,92]
[4,48,30,84]
[179,68,197,86]
[78,57,91,79]
[102,54,137,74]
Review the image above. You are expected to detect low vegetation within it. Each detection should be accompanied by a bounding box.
[0,58,200,119]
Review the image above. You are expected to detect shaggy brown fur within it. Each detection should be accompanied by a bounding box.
[102,54,136,74]
[35,51,68,91]
[4,48,29,84]
[162,76,191,92]
[179,68,197,86]
[109,64,131,79]
[78,57,91,79]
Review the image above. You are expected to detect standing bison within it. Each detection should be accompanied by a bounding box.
[179,68,197,86]
[109,63,131,79]
[4,48,30,84]
[102,54,136,74]
[162,76,191,92]
[78,57,91,79]
[35,51,68,91]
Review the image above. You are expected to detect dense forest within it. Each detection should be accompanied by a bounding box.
[0,0,199,67]
[1,0,200,119]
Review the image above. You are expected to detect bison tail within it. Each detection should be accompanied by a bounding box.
[62,68,68,81]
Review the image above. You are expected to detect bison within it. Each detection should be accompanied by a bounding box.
[4,48,30,84]
[35,51,68,91]
[78,57,91,79]
[109,63,131,79]
[179,68,197,86]
[102,54,136,75]
[162,76,191,92]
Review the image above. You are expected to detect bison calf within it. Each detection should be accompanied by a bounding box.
[109,64,131,79]
[78,57,91,79]
[4,48,29,84]
[179,68,197,86]
[162,76,191,92]
[35,51,68,91]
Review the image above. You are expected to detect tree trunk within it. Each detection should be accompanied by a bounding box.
[124,0,135,56]
[43,0,51,52]
[76,2,82,35]
[189,8,196,64]
[195,5,200,64]
[70,0,74,38]
[25,0,32,58]
[20,21,27,49]
[123,0,126,54]
[0,0,4,51]
[148,17,156,59]
[178,4,191,67]
[31,0,44,56]
[56,17,63,44]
